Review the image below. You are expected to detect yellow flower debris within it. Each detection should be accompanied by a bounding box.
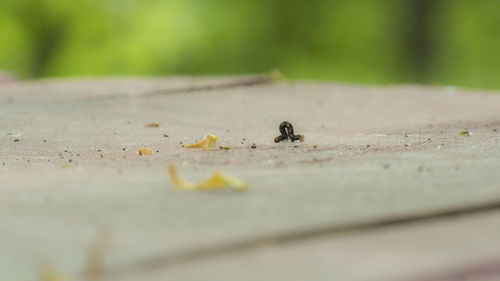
[138,147,153,155]
[184,133,218,150]
[459,130,472,136]
[219,145,232,150]
[145,122,160,128]
[40,265,71,281]
[7,132,22,138]
[168,165,250,191]
[84,229,110,281]
[39,230,109,281]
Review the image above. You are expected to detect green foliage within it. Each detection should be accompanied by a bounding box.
[429,0,500,89]
[0,0,499,89]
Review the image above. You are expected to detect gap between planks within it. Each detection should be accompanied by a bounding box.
[96,197,500,280]
[80,75,276,101]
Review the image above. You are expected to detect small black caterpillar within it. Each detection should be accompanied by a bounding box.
[274,121,304,143]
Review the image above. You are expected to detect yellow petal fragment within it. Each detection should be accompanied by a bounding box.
[138,147,153,155]
[168,165,250,191]
[40,265,71,281]
[459,130,472,136]
[8,132,22,138]
[184,133,218,150]
[219,145,232,150]
[168,165,197,190]
[84,229,110,281]
[145,122,160,128]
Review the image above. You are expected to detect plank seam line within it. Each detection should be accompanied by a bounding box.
[100,197,500,280]
[80,76,275,101]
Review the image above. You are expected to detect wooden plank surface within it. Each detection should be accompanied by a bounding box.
[0,76,499,281]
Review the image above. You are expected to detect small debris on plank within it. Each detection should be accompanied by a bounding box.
[184,133,218,150]
[13,139,20,142]
[145,122,160,128]
[163,134,169,137]
[168,165,250,191]
[459,130,472,136]
[219,145,232,150]
[251,144,257,149]
[8,132,22,138]
[138,148,153,155]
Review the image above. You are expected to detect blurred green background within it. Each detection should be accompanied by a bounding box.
[1,0,500,89]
